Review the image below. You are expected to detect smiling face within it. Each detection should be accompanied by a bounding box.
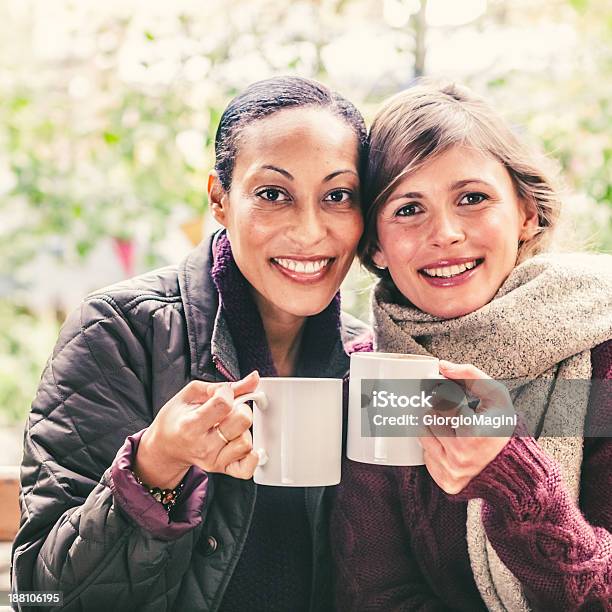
[209,106,363,321]
[373,145,538,319]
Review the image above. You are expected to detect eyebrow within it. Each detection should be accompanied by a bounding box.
[389,179,495,201]
[451,178,494,190]
[323,169,358,182]
[259,166,358,183]
[389,191,424,202]
[261,165,294,180]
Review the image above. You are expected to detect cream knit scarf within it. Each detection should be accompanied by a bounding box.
[372,252,612,611]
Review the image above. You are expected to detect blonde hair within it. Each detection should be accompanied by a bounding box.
[359,80,562,276]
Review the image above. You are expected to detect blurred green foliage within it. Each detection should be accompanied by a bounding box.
[0,0,610,424]
[0,303,60,423]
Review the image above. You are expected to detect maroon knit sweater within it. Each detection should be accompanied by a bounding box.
[332,340,612,611]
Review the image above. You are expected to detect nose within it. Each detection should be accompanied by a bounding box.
[286,202,328,248]
[428,210,465,249]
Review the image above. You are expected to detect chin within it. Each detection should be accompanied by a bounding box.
[280,295,334,318]
[436,308,473,320]
[429,298,488,320]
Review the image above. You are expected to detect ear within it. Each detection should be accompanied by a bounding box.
[519,198,539,241]
[208,171,229,227]
[372,247,388,270]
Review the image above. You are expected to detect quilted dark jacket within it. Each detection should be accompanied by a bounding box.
[11,233,368,611]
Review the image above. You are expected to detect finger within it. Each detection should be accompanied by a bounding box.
[429,379,467,414]
[424,451,466,494]
[439,360,488,378]
[420,435,452,484]
[439,361,509,407]
[439,434,474,464]
[423,410,456,439]
[216,402,253,441]
[423,447,451,491]
[230,371,260,397]
[194,383,234,428]
[181,379,217,404]
[197,421,229,459]
[419,428,447,456]
[216,430,253,469]
[225,449,259,480]
[420,435,464,493]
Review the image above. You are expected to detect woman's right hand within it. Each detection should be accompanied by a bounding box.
[133,371,261,488]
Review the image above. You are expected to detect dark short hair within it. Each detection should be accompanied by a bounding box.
[214,76,367,190]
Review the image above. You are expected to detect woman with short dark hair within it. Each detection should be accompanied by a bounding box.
[12,76,368,612]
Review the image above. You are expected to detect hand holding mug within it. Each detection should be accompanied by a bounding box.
[134,371,261,488]
[419,360,515,495]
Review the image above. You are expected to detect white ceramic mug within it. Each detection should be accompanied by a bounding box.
[347,352,442,466]
[234,377,343,486]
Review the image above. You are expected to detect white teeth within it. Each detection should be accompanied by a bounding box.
[273,258,330,274]
[278,259,296,271]
[423,260,478,278]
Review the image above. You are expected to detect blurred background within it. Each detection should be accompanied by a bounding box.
[0,0,610,433]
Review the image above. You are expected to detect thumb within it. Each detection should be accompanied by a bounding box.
[230,370,260,396]
[439,361,508,407]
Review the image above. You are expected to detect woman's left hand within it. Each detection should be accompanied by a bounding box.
[418,360,515,495]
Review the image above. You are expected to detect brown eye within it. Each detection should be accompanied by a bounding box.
[264,189,280,201]
[256,188,289,202]
[324,189,351,204]
[460,192,488,205]
[396,203,422,217]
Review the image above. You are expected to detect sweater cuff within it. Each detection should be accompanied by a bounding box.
[451,430,560,520]
[108,428,209,541]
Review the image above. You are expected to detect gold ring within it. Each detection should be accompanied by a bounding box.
[214,424,230,444]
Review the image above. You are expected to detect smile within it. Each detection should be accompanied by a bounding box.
[273,258,331,273]
[418,258,484,287]
[271,257,335,283]
[421,259,482,278]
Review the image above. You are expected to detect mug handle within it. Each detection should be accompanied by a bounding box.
[233,391,269,466]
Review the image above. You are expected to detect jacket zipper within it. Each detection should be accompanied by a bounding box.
[209,352,258,612]
[212,354,237,382]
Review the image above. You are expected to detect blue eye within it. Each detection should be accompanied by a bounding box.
[459,192,488,205]
[396,203,422,217]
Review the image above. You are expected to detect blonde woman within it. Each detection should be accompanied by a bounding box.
[332,82,611,611]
